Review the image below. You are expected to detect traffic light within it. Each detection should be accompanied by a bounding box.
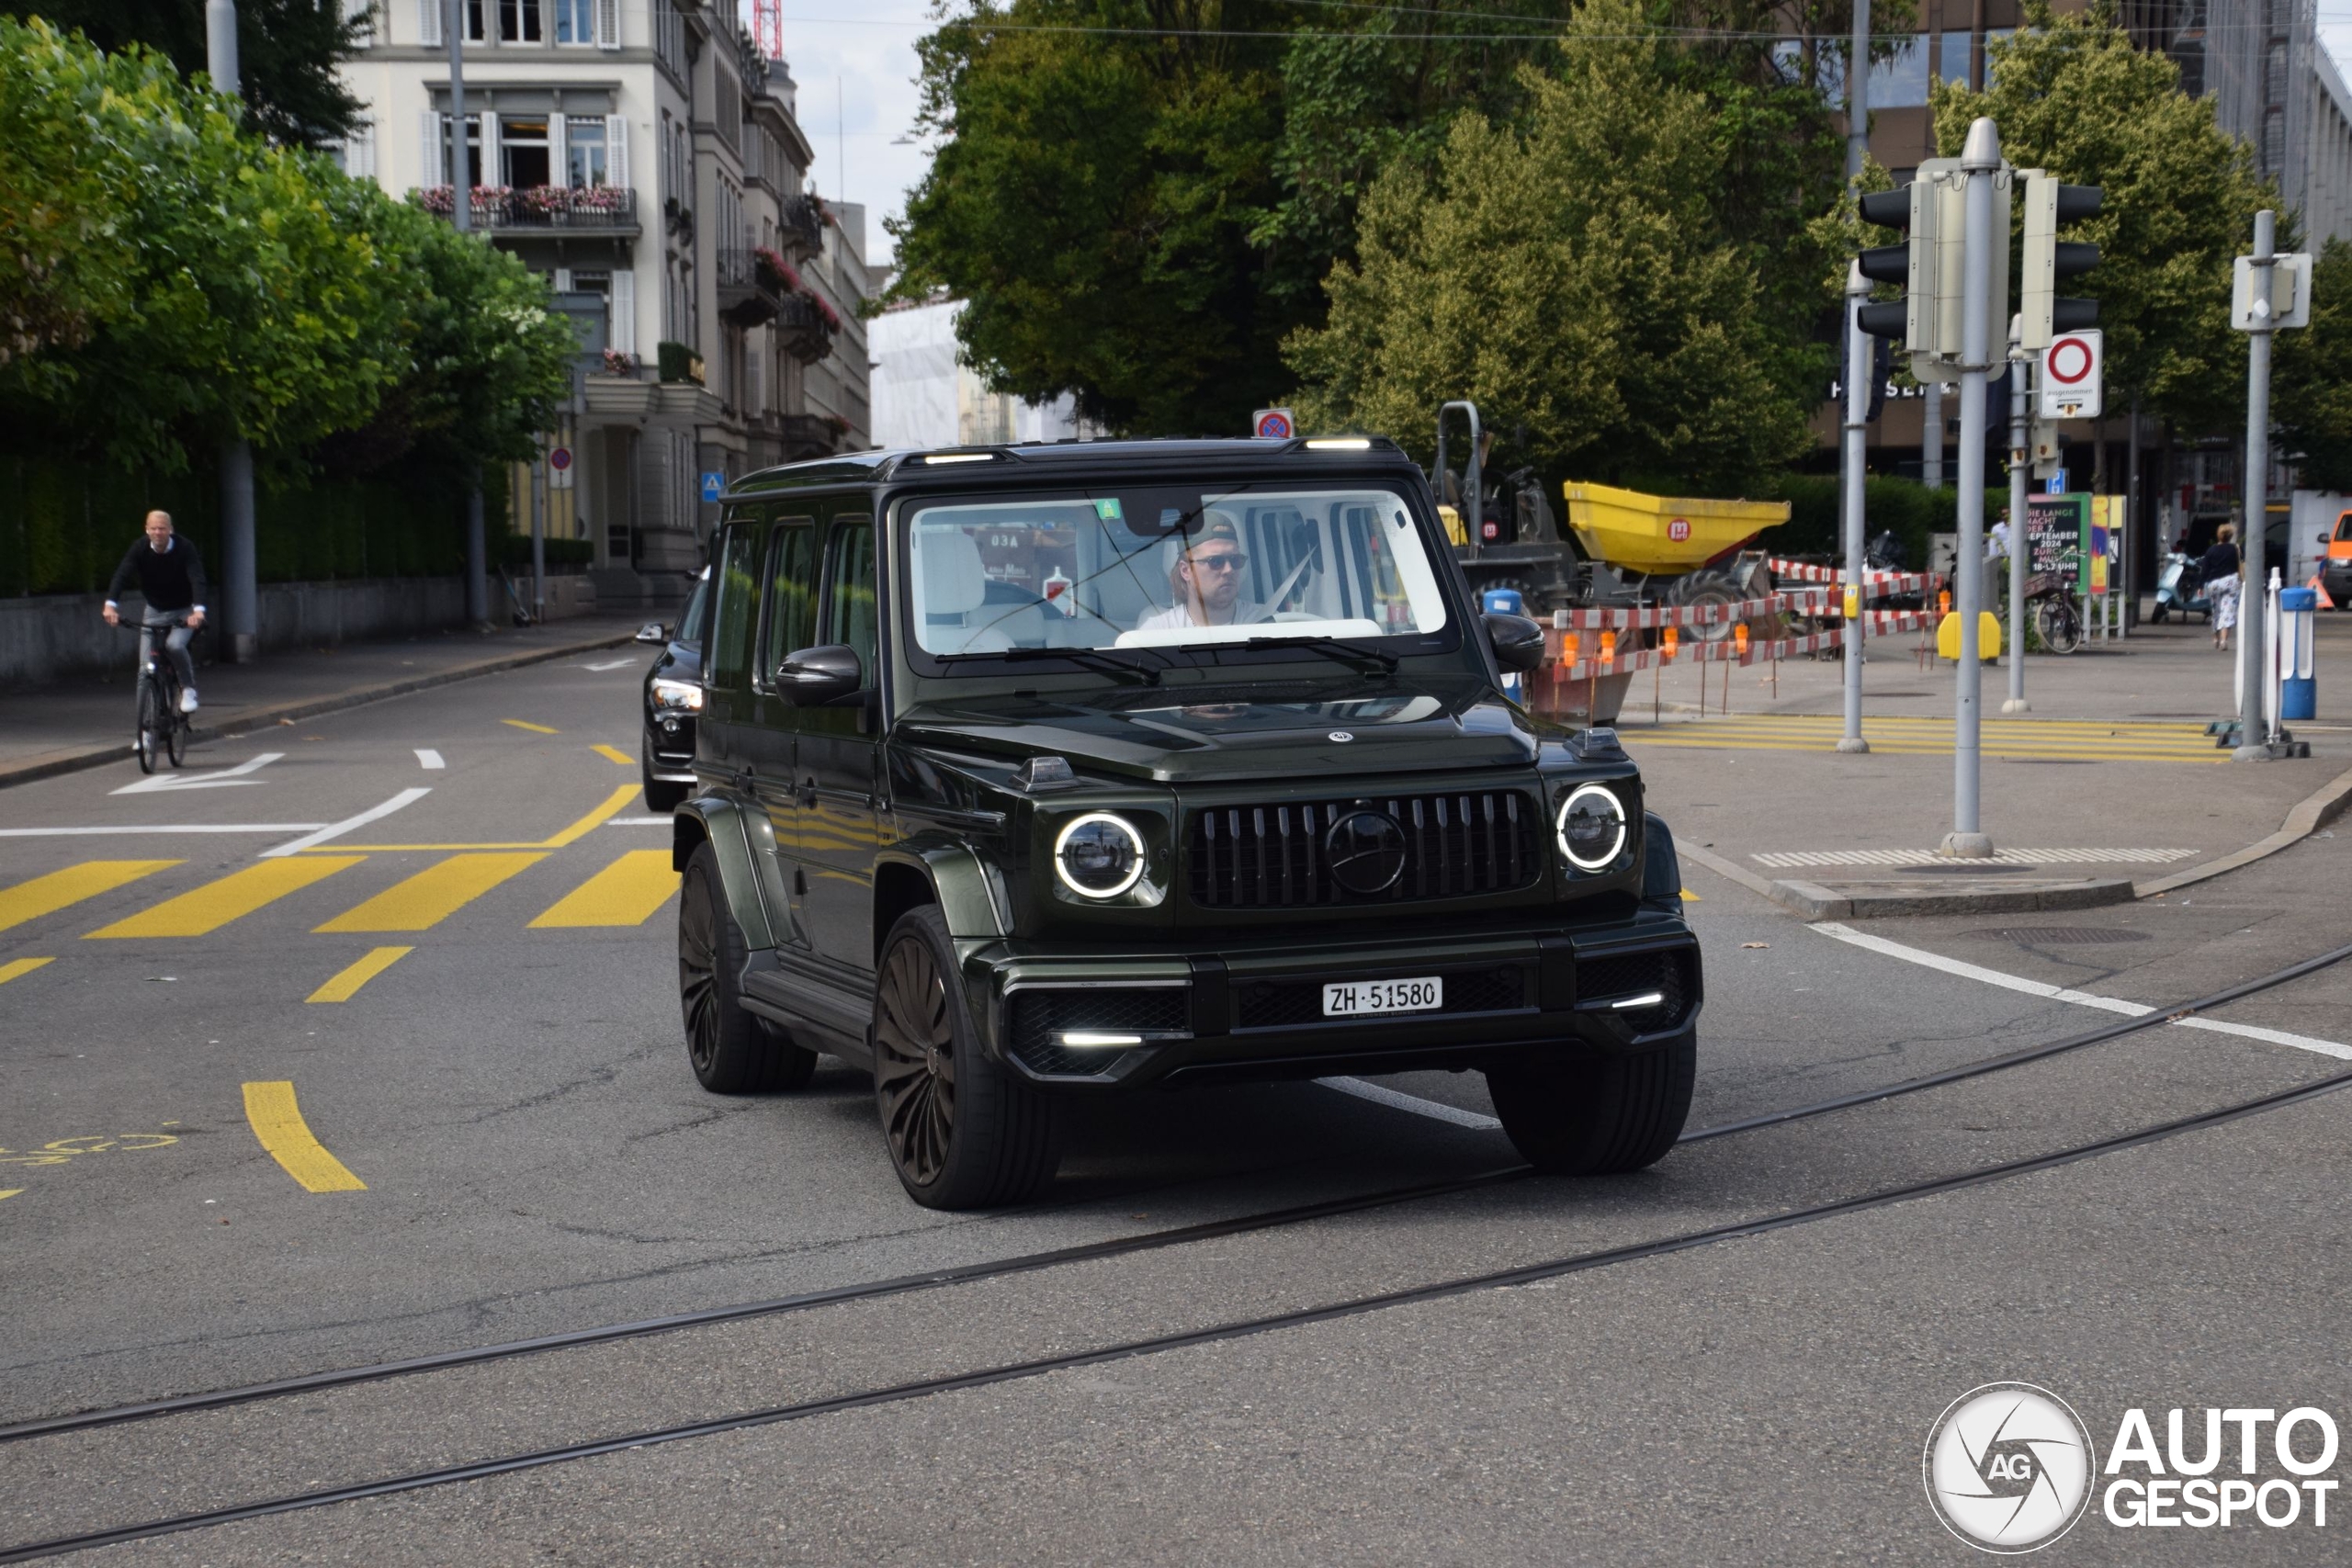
[1854,175,1939,351]
[2021,172,2101,351]
[1852,157,2003,382]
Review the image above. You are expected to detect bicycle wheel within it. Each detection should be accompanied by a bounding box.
[2036,600,2082,655]
[135,683,162,774]
[165,709,187,767]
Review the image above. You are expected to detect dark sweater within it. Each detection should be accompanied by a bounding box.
[106,536,209,614]
[2199,540,2240,585]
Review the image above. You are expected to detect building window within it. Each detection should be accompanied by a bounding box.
[502,116,550,187]
[1868,34,1930,108]
[553,0,593,43]
[438,112,483,186]
[567,118,607,186]
[463,0,486,40]
[654,0,685,78]
[500,0,542,42]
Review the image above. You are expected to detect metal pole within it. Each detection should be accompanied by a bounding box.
[2004,317,2031,713]
[2233,209,2276,760]
[207,0,259,663]
[1923,382,1943,491]
[531,446,548,624]
[1839,263,1871,753]
[1942,118,1999,858]
[1847,0,1870,186]
[465,487,488,626]
[448,1,491,630]
[205,0,239,95]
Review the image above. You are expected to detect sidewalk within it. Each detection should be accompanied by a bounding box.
[0,614,659,789]
[1629,611,2352,917]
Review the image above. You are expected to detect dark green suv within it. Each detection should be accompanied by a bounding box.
[671,437,1701,1208]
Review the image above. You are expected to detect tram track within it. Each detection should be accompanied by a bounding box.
[0,940,2346,1562]
[4,936,2346,1454]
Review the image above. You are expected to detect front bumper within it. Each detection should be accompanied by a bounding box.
[960,912,1702,1089]
[643,712,697,781]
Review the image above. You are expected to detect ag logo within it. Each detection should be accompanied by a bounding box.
[1925,1383,2097,1553]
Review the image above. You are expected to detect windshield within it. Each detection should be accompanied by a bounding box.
[676,577,711,644]
[905,483,1451,659]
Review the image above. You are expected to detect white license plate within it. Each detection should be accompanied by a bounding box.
[1322,976,1443,1018]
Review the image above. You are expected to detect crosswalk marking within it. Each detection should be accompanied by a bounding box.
[313,852,546,933]
[1629,716,2220,764]
[592,744,634,765]
[1,861,182,933]
[503,719,560,735]
[308,946,413,1003]
[0,957,55,985]
[84,856,364,940]
[529,851,680,928]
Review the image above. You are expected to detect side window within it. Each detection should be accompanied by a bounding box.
[707,522,764,692]
[824,516,878,682]
[758,520,819,679]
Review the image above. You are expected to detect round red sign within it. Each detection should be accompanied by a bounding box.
[2046,337,2094,386]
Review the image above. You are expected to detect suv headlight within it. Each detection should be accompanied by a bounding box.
[1555,783,1627,871]
[1054,812,1146,897]
[650,677,704,712]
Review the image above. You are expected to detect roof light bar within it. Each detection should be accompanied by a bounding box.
[920,452,997,465]
[1303,438,1372,450]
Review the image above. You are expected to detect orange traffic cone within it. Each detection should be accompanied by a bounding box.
[2309,573,2336,609]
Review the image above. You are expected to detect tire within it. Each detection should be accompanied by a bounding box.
[2036,601,2082,655]
[164,710,187,768]
[135,683,163,774]
[677,841,817,1094]
[642,762,689,813]
[1669,570,1744,644]
[873,904,1062,1210]
[1483,1031,1696,1176]
[2149,603,2169,625]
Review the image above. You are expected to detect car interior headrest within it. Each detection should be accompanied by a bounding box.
[918,528,989,616]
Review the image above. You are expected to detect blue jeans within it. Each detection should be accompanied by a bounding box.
[138,618,196,712]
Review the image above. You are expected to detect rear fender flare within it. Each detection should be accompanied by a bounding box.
[673,795,785,950]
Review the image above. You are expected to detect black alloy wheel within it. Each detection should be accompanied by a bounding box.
[873,905,1061,1210]
[676,841,816,1093]
[1484,1029,1697,1176]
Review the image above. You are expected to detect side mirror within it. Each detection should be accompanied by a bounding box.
[635,621,667,644]
[777,644,863,705]
[1483,611,1547,674]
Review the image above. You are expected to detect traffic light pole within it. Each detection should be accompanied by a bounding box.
[1941,118,2001,860]
[2004,318,2030,713]
[1840,264,1871,754]
[208,0,258,664]
[2233,209,2277,761]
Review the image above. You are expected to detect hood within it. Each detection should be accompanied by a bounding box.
[894,685,1540,784]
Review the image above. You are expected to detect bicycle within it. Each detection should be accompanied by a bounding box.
[2024,553,2085,655]
[117,614,193,773]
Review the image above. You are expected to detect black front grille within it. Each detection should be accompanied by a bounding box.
[1234,965,1527,1031]
[1006,987,1188,1077]
[1578,948,1693,1032]
[1188,791,1541,909]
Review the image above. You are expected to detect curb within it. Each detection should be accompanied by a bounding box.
[1680,762,2352,920]
[0,628,641,792]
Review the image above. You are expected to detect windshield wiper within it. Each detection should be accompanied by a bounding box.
[978,646,1163,685]
[1239,634,1399,675]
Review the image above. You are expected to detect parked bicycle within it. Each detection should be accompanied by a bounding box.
[2023,552,2085,655]
[118,614,194,773]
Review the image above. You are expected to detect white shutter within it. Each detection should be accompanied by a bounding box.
[594,0,619,50]
[481,111,500,188]
[349,116,377,181]
[605,114,628,190]
[420,109,441,185]
[549,111,568,188]
[553,266,572,291]
[418,0,440,47]
[611,268,637,356]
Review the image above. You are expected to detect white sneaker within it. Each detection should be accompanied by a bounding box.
[179,687,199,714]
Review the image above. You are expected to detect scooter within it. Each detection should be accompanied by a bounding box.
[2150,552,2210,625]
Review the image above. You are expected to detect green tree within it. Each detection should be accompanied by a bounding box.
[1932,0,2278,434]
[1284,0,1813,493]
[15,0,366,148]
[2276,239,2352,492]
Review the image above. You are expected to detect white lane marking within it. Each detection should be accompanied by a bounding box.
[605,816,673,827]
[1812,922,2352,1060]
[0,824,326,837]
[414,749,446,770]
[259,789,430,858]
[584,659,634,671]
[1317,1076,1502,1130]
[110,752,284,795]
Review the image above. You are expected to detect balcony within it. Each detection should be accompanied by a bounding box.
[775,293,836,363]
[780,412,843,461]
[413,186,640,235]
[775,194,825,259]
[716,247,782,327]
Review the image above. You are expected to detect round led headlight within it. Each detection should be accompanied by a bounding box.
[1555,783,1628,872]
[1054,813,1147,898]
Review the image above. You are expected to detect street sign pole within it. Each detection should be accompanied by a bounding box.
[1941,118,2000,859]
[208,0,259,663]
[1839,263,1871,753]
[448,0,491,629]
[2005,316,2030,713]
[2234,209,2277,760]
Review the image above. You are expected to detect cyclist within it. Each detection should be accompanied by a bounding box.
[102,510,209,728]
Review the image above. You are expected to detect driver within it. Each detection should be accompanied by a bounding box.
[1136,516,1255,631]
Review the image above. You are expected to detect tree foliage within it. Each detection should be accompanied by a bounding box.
[1932,0,2278,433]
[2276,239,2352,492]
[1283,0,1815,493]
[16,0,366,148]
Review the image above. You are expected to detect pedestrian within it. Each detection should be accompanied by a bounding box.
[102,509,209,720]
[1987,509,2011,563]
[2200,523,2241,652]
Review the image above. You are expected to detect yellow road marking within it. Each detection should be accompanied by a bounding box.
[1,861,182,933]
[316,784,641,853]
[85,857,365,939]
[314,853,545,932]
[0,957,55,984]
[529,850,681,928]
[242,1081,366,1192]
[0,1190,20,1202]
[592,743,634,766]
[306,946,414,1003]
[1679,890,1699,902]
[503,718,560,735]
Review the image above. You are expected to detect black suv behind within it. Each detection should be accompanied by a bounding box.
[671,438,1701,1208]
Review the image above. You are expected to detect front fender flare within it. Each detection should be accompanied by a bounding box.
[876,836,1011,942]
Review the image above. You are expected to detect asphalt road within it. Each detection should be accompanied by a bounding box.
[2,654,2348,1562]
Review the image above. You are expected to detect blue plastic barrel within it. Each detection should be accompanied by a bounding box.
[2280,586,2317,721]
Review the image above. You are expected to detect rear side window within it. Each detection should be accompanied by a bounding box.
[759,521,820,678]
[707,523,763,692]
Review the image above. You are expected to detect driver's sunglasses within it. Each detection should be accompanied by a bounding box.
[1192,552,1248,572]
